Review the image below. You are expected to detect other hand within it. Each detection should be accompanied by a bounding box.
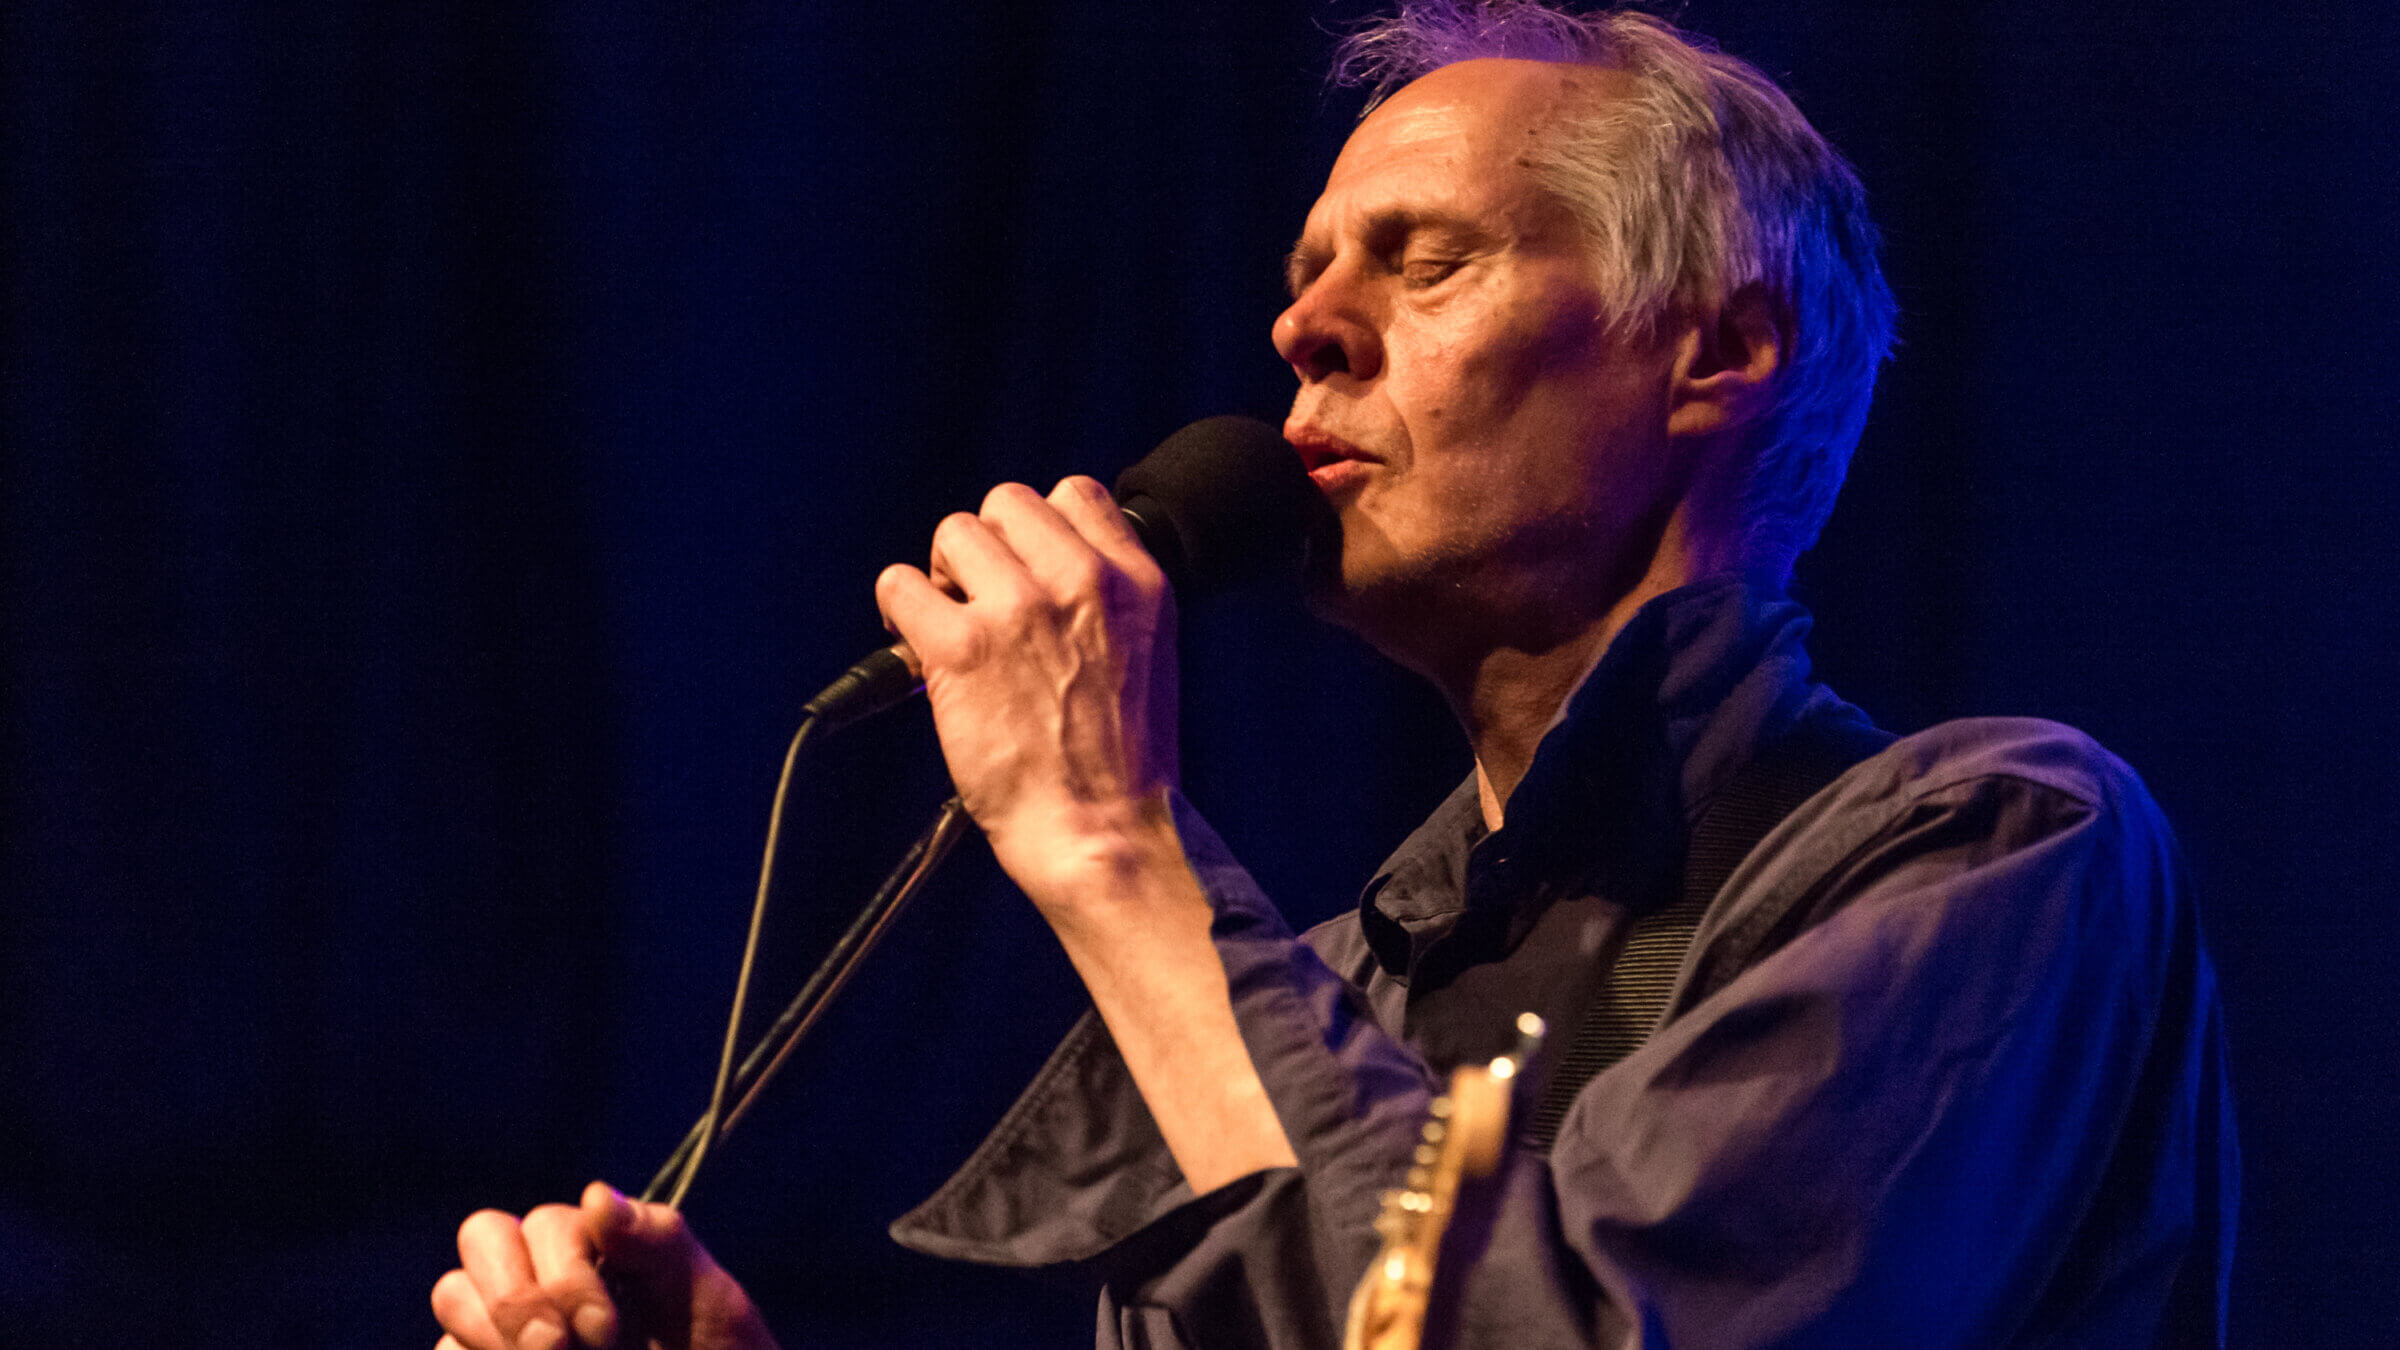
[432,1182,778,1350]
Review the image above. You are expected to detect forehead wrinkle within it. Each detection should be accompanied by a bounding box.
[1366,61,1641,186]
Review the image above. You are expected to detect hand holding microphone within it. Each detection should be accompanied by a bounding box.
[876,472,1182,891]
[870,416,1327,907]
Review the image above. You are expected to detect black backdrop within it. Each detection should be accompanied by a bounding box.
[5,2,2395,1344]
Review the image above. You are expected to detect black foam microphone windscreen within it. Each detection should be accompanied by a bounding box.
[1112,413,1333,597]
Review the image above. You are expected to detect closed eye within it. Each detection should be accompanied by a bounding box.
[1400,256,1465,288]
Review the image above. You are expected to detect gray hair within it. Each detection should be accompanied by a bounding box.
[1333,2,1897,560]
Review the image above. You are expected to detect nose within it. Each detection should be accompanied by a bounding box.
[1272,275,1381,384]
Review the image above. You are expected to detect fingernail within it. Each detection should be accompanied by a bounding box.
[520,1318,565,1350]
[574,1303,615,1347]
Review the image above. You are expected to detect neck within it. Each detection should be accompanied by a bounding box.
[1457,567,1677,830]
[1439,511,1773,831]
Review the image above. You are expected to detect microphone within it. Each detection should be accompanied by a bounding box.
[800,415,1333,731]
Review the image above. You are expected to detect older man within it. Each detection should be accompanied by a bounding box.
[434,5,2234,1348]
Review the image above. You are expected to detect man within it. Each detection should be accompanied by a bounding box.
[433,5,2235,1347]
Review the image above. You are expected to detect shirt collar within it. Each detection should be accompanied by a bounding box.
[1359,577,1824,981]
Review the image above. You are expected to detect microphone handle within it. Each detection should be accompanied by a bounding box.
[800,644,922,733]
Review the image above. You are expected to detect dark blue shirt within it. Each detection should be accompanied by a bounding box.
[892,581,2238,1348]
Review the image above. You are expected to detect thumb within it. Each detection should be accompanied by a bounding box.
[582,1182,696,1272]
[578,1182,780,1350]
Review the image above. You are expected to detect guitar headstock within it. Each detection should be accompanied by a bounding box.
[1346,1013,1546,1350]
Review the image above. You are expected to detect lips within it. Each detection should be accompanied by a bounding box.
[1286,428,1379,476]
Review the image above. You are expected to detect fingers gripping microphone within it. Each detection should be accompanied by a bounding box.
[800,415,1333,731]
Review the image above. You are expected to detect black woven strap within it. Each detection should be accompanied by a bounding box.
[1520,718,1890,1152]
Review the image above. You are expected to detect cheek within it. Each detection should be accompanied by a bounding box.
[1439,297,1614,425]
[1386,322,1472,427]
[1517,296,1619,391]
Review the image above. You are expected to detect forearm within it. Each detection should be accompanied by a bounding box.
[1012,793,1298,1194]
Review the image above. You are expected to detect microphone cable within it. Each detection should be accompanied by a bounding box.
[655,710,819,1210]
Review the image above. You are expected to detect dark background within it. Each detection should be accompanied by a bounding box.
[5,1,2393,1344]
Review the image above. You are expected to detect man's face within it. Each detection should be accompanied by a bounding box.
[1277,59,1682,656]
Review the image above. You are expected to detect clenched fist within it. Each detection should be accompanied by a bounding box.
[432,1183,777,1350]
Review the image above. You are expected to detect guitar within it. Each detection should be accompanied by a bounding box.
[1342,1013,1544,1350]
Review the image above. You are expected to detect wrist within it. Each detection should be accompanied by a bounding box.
[988,790,1197,920]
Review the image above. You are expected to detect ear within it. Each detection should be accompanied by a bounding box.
[1666,283,1786,443]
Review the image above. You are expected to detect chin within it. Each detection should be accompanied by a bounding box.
[1299,537,1446,651]
[1298,548,1386,633]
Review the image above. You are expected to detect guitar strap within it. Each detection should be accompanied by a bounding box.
[1520,712,1894,1152]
